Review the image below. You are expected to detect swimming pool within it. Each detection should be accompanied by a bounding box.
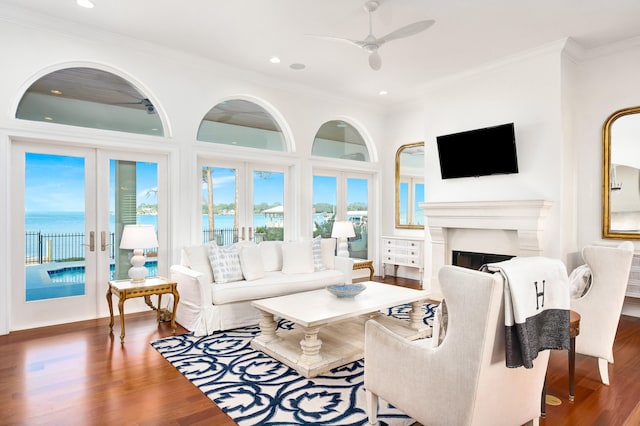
[26,261,159,301]
[47,261,159,283]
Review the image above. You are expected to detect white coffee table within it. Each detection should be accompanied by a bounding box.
[251,281,431,378]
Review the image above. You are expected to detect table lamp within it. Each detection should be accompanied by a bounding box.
[331,220,355,257]
[119,224,159,282]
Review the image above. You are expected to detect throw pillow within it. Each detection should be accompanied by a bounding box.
[311,235,327,271]
[569,264,592,299]
[208,242,244,284]
[431,300,448,348]
[238,244,266,281]
[183,243,214,284]
[281,240,314,274]
[259,241,283,271]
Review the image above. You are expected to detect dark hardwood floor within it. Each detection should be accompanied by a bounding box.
[1,276,639,425]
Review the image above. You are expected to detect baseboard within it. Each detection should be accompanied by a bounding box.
[622,297,640,317]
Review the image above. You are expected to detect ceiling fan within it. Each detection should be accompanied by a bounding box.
[112,95,156,114]
[312,0,435,70]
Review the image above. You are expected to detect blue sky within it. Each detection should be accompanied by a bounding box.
[25,154,367,212]
[25,153,158,212]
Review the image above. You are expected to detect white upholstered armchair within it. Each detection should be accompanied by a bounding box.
[570,242,635,385]
[364,265,549,426]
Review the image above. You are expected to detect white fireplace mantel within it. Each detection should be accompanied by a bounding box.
[420,200,553,297]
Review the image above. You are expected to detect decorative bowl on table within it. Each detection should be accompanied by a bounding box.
[326,283,367,298]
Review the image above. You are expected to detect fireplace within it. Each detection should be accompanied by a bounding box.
[452,250,514,270]
[420,200,552,298]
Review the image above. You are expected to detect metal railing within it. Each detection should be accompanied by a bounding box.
[25,231,151,265]
[25,227,282,264]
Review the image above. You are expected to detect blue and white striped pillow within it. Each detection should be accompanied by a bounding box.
[312,236,327,271]
[208,242,244,284]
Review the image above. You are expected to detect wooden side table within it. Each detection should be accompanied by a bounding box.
[541,309,581,417]
[106,276,179,343]
[351,258,375,280]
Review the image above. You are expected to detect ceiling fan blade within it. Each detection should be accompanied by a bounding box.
[369,51,382,70]
[378,19,435,45]
[307,34,365,49]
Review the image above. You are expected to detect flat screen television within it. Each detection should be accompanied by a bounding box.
[436,122,518,179]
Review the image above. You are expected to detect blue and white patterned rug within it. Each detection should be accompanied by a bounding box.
[152,303,436,426]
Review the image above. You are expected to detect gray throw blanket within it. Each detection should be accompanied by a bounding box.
[485,257,570,368]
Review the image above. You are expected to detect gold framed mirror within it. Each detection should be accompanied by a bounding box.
[395,142,424,229]
[603,106,640,239]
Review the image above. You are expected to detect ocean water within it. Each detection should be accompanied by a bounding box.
[25,212,270,234]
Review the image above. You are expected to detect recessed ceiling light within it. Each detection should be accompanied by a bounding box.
[379,90,388,95]
[269,56,281,64]
[290,63,306,70]
[50,89,63,95]
[76,0,95,8]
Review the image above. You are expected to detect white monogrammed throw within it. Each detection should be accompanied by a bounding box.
[485,257,570,368]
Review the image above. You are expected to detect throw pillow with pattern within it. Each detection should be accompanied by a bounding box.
[208,241,244,284]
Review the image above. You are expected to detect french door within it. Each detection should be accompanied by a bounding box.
[199,160,287,244]
[11,142,166,330]
[313,170,371,258]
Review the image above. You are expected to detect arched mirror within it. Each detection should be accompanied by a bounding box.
[395,142,424,229]
[603,106,640,239]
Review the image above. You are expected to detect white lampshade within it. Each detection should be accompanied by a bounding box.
[120,224,159,249]
[331,221,355,257]
[331,221,356,238]
[120,224,158,282]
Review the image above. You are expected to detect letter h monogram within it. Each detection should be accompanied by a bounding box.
[534,280,546,309]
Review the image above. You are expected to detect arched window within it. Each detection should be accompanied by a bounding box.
[312,120,370,161]
[16,67,164,136]
[197,99,286,151]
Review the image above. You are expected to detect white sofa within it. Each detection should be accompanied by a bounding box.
[170,237,353,336]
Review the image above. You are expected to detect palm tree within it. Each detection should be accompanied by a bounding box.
[203,167,215,241]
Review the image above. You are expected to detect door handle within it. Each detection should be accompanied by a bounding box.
[101,231,112,252]
[83,231,95,252]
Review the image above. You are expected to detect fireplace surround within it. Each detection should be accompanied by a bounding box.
[421,200,552,298]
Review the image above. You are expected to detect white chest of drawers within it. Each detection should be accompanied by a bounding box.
[381,236,424,283]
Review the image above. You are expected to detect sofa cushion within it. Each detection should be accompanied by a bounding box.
[282,240,314,274]
[210,269,345,305]
[312,235,327,271]
[259,241,283,271]
[239,244,265,281]
[320,238,336,270]
[208,242,244,284]
[182,243,214,284]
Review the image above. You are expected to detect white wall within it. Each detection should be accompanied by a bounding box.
[385,40,573,283]
[0,11,385,334]
[575,38,640,250]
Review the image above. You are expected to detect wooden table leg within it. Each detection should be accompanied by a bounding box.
[156,294,163,323]
[569,335,576,401]
[118,297,126,343]
[569,310,580,401]
[299,327,323,367]
[541,375,547,418]
[106,288,114,332]
[171,288,179,334]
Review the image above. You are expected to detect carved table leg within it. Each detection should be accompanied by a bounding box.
[106,288,114,332]
[156,294,163,323]
[299,327,323,367]
[409,300,425,330]
[118,297,126,343]
[255,311,278,343]
[171,288,179,334]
